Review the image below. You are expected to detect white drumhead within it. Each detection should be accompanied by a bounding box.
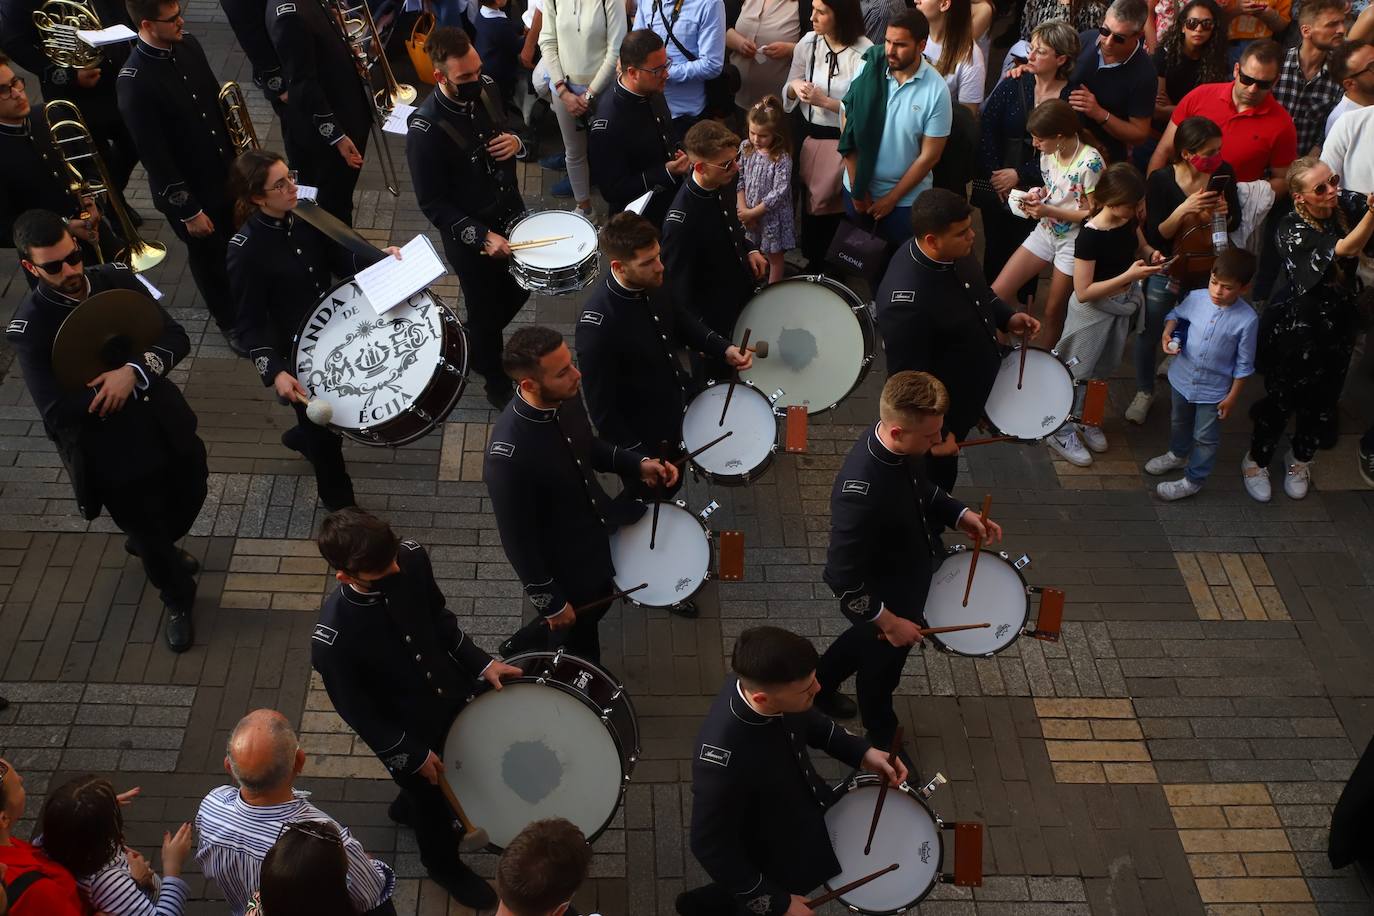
[681,383,776,477]
[826,782,939,911]
[735,280,867,414]
[924,551,1028,655]
[444,681,624,847]
[983,348,1075,440]
[610,504,710,607]
[295,282,447,432]
[508,210,598,269]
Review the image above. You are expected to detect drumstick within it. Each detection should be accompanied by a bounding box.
[508,234,573,250]
[1017,327,1030,390]
[863,726,904,856]
[650,440,667,551]
[805,863,901,908]
[957,435,1016,448]
[436,776,491,852]
[962,494,993,608]
[874,622,992,641]
[572,582,648,615]
[719,328,752,426]
[675,430,735,467]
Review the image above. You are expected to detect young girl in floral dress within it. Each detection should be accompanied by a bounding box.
[737,96,797,284]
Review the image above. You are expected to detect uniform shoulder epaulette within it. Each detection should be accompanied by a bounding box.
[664,209,685,223]
[489,440,515,458]
[274,2,297,14]
[229,233,248,246]
[118,66,137,78]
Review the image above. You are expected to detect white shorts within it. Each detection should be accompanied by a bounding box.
[1020,222,1078,276]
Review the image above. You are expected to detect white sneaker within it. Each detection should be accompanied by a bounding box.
[1241,453,1272,502]
[1283,451,1312,499]
[1157,354,1175,378]
[1080,424,1108,453]
[1047,427,1093,466]
[1125,391,1153,425]
[1156,477,1202,501]
[1145,451,1188,475]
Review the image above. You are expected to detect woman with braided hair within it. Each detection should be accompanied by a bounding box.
[1242,157,1374,502]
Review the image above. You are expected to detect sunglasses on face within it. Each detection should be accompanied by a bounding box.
[0,75,25,99]
[32,248,84,274]
[1183,16,1215,29]
[1307,173,1341,194]
[1098,24,1138,44]
[1237,71,1275,90]
[702,157,739,171]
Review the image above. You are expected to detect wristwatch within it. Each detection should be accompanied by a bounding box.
[584,88,596,104]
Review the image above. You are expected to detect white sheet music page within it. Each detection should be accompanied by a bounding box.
[625,189,654,216]
[383,103,417,135]
[294,184,320,202]
[356,234,446,315]
[77,24,137,46]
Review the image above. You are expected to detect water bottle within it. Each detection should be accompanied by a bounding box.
[1211,209,1228,254]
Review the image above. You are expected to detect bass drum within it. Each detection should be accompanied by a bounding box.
[293,279,467,446]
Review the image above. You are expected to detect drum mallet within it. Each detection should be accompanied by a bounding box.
[719,328,752,426]
[745,340,768,358]
[437,776,490,852]
[863,725,904,856]
[288,389,333,426]
[961,494,993,608]
[805,863,901,908]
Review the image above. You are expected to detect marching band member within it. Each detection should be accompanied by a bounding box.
[681,626,906,916]
[408,26,529,411]
[485,326,678,664]
[266,0,373,225]
[312,507,522,910]
[7,209,207,653]
[218,0,304,164]
[813,372,1000,757]
[117,0,242,352]
[226,149,400,513]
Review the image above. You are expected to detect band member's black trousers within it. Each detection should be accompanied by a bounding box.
[506,579,615,663]
[171,218,236,333]
[101,441,208,610]
[815,618,913,746]
[287,400,355,511]
[392,764,468,879]
[443,239,530,395]
[298,136,367,228]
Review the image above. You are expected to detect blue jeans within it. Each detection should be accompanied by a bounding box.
[843,188,913,248]
[1137,273,1179,393]
[1169,386,1221,484]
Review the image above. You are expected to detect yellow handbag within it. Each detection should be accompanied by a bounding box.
[406,11,436,85]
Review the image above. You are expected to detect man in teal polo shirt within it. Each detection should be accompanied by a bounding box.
[840,9,952,248]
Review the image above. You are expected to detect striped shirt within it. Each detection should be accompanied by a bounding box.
[194,786,395,916]
[79,858,189,916]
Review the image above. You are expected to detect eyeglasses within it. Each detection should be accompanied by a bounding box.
[268,169,299,193]
[1307,173,1341,194]
[1183,16,1215,30]
[1097,24,1139,44]
[0,76,25,99]
[1237,71,1275,90]
[148,4,184,23]
[31,248,84,274]
[280,820,343,845]
[633,61,671,76]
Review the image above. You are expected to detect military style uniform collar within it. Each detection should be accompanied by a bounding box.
[340,582,382,606]
[866,424,904,466]
[686,172,717,199]
[607,272,645,300]
[910,239,953,272]
[35,277,90,308]
[512,389,558,423]
[615,79,647,101]
[135,37,174,59]
[729,677,781,724]
[252,210,293,231]
[434,85,476,117]
[0,118,27,137]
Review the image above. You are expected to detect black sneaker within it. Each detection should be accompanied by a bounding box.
[815,689,858,720]
[668,600,699,619]
[429,862,497,909]
[1360,441,1374,488]
[165,607,194,653]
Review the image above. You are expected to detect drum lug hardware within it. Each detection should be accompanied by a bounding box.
[950,544,967,553]
[536,677,548,685]
[1013,555,1031,570]
[610,689,622,700]
[674,499,688,509]
[699,500,720,522]
[918,771,947,799]
[999,551,1010,561]
[767,387,785,405]
[414,408,432,422]
[1063,354,1080,368]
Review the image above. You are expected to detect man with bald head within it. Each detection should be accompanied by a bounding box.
[194,709,397,916]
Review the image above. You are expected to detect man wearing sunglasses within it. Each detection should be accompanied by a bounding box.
[7,210,206,653]
[1322,38,1374,138]
[1063,0,1157,163]
[589,29,689,227]
[1271,0,1347,155]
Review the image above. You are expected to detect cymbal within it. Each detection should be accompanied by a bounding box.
[52,289,164,393]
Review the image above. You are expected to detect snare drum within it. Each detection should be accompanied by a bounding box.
[983,347,1076,441]
[681,381,779,484]
[825,774,942,913]
[609,501,713,608]
[294,279,467,446]
[924,547,1031,657]
[507,210,599,295]
[734,276,875,414]
[443,649,638,849]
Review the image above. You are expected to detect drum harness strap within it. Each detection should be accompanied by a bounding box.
[431,85,525,228]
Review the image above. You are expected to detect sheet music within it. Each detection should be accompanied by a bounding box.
[77,24,136,46]
[295,184,319,202]
[383,102,417,135]
[136,274,163,300]
[355,234,446,315]
[625,190,654,216]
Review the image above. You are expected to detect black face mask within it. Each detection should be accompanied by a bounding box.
[455,79,483,102]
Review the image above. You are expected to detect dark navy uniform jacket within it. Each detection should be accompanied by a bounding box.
[824,424,968,623]
[311,539,495,778]
[265,0,372,156]
[588,80,681,226]
[660,172,760,338]
[219,0,286,100]
[0,0,133,121]
[689,675,871,915]
[406,79,525,255]
[875,240,1015,436]
[5,263,196,518]
[483,392,647,617]
[0,115,84,248]
[575,272,728,450]
[115,35,234,224]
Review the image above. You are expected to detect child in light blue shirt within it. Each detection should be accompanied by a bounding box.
[1145,248,1259,500]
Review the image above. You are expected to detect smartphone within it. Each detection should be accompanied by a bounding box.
[1206,173,1231,194]
[1159,255,1179,269]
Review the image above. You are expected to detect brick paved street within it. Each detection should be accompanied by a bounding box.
[3,7,1374,914]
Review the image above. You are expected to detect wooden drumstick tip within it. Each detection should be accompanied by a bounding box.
[961,494,993,607]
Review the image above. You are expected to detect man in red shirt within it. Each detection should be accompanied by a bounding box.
[0,759,89,916]
[1148,39,1296,194]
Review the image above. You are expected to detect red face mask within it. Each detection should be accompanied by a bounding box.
[1187,153,1223,173]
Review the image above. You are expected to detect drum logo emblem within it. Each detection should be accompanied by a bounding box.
[726,459,743,469]
[572,671,592,692]
[919,840,932,864]
[299,299,438,423]
[1041,414,1058,428]
[675,577,692,593]
[996,623,1011,638]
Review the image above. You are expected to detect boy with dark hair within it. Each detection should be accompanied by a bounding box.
[496,818,594,916]
[1145,248,1259,500]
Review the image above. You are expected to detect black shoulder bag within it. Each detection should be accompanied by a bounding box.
[653,0,740,116]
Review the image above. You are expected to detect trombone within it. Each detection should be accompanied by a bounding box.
[33,0,104,69]
[219,81,262,155]
[44,99,167,273]
[324,0,415,196]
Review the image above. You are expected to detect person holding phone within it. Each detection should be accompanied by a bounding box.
[1130,116,1241,423]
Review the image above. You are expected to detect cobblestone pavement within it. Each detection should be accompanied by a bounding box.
[3,7,1374,915]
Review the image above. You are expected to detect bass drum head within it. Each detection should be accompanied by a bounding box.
[735,277,871,414]
[294,280,464,446]
[826,776,941,913]
[984,348,1075,440]
[509,210,599,271]
[444,680,625,849]
[609,503,711,607]
[681,382,777,481]
[924,550,1029,656]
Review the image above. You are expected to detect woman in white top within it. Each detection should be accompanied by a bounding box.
[913,0,985,111]
[785,0,872,269]
[537,0,627,220]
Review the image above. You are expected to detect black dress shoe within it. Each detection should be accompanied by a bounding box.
[815,689,858,720]
[429,862,497,909]
[125,539,199,575]
[667,600,699,619]
[165,607,194,653]
[223,330,250,358]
